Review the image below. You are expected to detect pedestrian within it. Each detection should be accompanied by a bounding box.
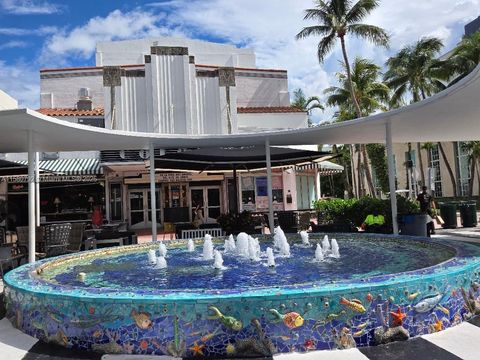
[416,186,436,236]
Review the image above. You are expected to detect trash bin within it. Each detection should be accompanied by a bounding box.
[440,202,458,229]
[399,214,428,236]
[459,201,478,228]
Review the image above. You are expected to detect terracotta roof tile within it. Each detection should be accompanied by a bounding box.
[237,106,306,114]
[36,108,104,117]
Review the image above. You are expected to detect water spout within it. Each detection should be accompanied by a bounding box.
[224,234,236,253]
[203,234,214,260]
[273,226,290,256]
[248,235,261,261]
[187,239,195,252]
[331,238,340,258]
[156,256,167,269]
[315,244,324,262]
[300,231,310,246]
[147,249,157,264]
[322,235,330,253]
[158,241,168,257]
[236,232,249,257]
[266,247,275,267]
[213,249,224,269]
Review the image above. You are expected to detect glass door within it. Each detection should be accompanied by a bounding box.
[190,188,205,222]
[206,187,221,222]
[190,186,221,224]
[129,191,145,229]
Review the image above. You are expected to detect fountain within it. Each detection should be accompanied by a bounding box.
[187,239,195,252]
[236,232,249,257]
[213,249,224,269]
[273,226,290,256]
[156,256,167,269]
[300,230,310,245]
[158,241,168,257]
[331,238,340,258]
[315,243,324,262]
[266,247,276,267]
[322,235,331,253]
[147,249,157,264]
[224,234,236,253]
[248,235,261,261]
[203,234,214,260]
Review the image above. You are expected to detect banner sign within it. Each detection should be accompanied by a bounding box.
[2,175,98,183]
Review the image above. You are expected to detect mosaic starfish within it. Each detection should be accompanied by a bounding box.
[189,341,205,356]
[390,306,406,327]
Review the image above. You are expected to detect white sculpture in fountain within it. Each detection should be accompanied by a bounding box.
[330,238,340,258]
[213,249,224,269]
[156,256,167,269]
[322,235,331,253]
[315,243,324,262]
[300,231,310,246]
[147,249,157,264]
[158,241,168,257]
[203,234,214,260]
[224,234,236,253]
[273,226,290,256]
[266,247,276,267]
[187,239,195,252]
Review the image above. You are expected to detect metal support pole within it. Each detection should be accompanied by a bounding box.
[149,142,157,242]
[35,152,40,227]
[265,138,274,232]
[314,168,321,200]
[105,177,110,222]
[386,121,398,235]
[232,165,238,214]
[27,131,36,263]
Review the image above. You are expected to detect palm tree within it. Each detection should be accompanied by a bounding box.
[291,88,324,126]
[296,0,389,119]
[446,31,480,85]
[462,141,480,196]
[384,37,454,193]
[325,58,389,197]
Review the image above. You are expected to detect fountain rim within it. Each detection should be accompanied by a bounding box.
[4,233,479,302]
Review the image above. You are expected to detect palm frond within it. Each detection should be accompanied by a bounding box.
[346,0,379,23]
[348,24,390,48]
[317,33,337,62]
[296,25,333,40]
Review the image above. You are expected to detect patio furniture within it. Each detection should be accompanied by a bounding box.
[66,223,86,253]
[16,225,46,259]
[0,244,24,277]
[181,228,223,239]
[43,223,72,257]
[277,211,298,233]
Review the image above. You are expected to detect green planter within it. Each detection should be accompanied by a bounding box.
[440,202,458,229]
[459,201,478,228]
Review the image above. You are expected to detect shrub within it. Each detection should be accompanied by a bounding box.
[217,211,256,234]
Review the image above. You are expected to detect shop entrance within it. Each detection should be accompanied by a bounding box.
[190,186,221,224]
[128,188,161,229]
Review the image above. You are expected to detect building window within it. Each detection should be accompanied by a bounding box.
[429,145,443,197]
[456,142,470,196]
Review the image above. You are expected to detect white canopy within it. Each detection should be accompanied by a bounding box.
[0,64,479,153]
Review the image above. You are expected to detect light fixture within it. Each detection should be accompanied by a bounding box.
[53,197,61,213]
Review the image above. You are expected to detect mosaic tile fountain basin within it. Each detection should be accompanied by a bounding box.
[4,234,480,358]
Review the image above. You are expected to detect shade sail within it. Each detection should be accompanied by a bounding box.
[153,146,335,172]
[0,63,479,153]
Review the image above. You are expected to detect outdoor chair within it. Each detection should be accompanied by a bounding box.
[16,225,45,260]
[277,211,298,233]
[43,223,71,257]
[0,244,21,278]
[66,223,85,253]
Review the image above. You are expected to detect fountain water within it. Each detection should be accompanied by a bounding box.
[331,239,340,258]
[300,231,310,246]
[266,247,276,267]
[147,249,157,264]
[203,234,214,260]
[213,250,224,269]
[224,234,236,253]
[248,235,261,261]
[315,244,324,262]
[322,235,331,253]
[187,239,195,252]
[236,232,250,257]
[273,227,290,256]
[158,242,168,257]
[156,256,167,269]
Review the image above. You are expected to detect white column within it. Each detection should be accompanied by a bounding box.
[35,152,40,227]
[27,131,36,263]
[265,138,274,232]
[386,121,398,235]
[149,142,157,242]
[105,178,111,222]
[314,168,321,200]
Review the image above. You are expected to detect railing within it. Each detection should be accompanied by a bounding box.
[181,228,224,239]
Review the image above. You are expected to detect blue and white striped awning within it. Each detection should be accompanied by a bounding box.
[15,158,103,175]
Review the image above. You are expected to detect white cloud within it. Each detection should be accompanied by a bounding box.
[0,40,28,50]
[0,60,39,108]
[0,0,62,15]
[0,26,57,36]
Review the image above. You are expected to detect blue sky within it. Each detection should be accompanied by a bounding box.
[0,0,479,122]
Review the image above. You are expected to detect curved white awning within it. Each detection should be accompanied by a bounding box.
[0,64,479,153]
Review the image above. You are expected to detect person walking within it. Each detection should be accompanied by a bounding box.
[417,186,436,236]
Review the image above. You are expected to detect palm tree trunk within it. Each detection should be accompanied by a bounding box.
[468,156,476,196]
[357,148,363,196]
[438,142,457,197]
[417,142,426,186]
[349,144,357,197]
[361,144,376,196]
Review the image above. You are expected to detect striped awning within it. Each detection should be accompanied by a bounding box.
[295,160,344,175]
[15,158,103,175]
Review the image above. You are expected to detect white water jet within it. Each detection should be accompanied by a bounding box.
[156,256,167,269]
[187,239,195,252]
[213,249,224,269]
[158,241,168,257]
[248,235,261,261]
[236,232,250,257]
[266,247,275,267]
[330,238,340,258]
[315,244,324,262]
[203,234,214,260]
[273,226,290,256]
[147,249,157,264]
[322,235,331,253]
[300,231,310,245]
[224,234,236,253]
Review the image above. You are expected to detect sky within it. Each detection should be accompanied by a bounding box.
[0,0,479,123]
